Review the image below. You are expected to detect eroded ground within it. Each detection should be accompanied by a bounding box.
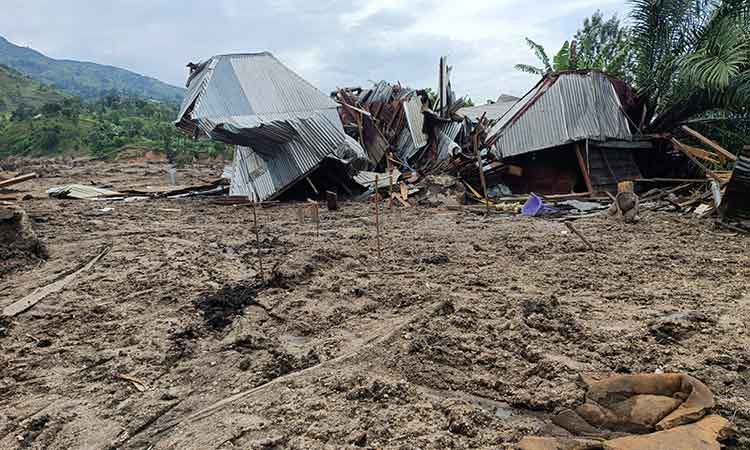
[1,160,748,450]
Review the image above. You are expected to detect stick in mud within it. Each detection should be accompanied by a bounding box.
[387,152,394,209]
[565,222,596,252]
[374,175,382,258]
[251,196,264,281]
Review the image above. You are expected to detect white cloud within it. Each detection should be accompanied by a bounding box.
[0,0,632,101]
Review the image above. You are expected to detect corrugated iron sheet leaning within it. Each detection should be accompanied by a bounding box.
[175,52,369,201]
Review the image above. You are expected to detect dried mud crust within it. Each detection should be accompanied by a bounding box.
[0,160,748,450]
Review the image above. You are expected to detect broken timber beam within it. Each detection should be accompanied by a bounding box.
[575,143,594,195]
[681,126,737,163]
[0,173,37,189]
[671,138,724,183]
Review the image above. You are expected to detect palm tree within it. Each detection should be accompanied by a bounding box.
[514,39,577,76]
[630,0,750,132]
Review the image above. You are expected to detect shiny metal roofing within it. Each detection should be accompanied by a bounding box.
[179,52,357,201]
[177,52,339,140]
[403,96,427,149]
[457,100,518,121]
[487,71,632,158]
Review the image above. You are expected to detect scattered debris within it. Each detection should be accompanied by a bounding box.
[47,184,122,199]
[115,373,150,392]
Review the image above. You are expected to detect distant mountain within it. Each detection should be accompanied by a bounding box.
[0,36,185,105]
[0,64,68,113]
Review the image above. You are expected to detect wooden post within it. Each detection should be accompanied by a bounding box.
[473,133,490,215]
[374,175,382,258]
[326,191,338,211]
[618,181,634,193]
[575,143,594,195]
[251,197,264,282]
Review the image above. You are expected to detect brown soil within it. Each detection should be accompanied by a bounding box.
[0,160,748,450]
[0,207,47,279]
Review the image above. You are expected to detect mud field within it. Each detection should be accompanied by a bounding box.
[1,160,749,449]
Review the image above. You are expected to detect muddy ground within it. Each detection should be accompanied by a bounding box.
[0,160,748,450]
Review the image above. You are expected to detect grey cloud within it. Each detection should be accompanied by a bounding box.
[0,0,630,102]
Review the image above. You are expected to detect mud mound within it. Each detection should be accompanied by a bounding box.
[0,207,47,278]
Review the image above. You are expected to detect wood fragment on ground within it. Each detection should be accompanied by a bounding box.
[2,246,110,317]
[565,222,596,252]
[0,172,37,189]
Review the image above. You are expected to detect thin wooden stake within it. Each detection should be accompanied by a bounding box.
[374,175,382,258]
[387,151,394,209]
[251,197,264,281]
[565,222,595,252]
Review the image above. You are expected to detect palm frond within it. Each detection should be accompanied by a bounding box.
[514,64,545,76]
[524,38,552,73]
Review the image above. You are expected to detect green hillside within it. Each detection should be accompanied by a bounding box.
[0,64,69,113]
[0,36,185,105]
[0,92,227,160]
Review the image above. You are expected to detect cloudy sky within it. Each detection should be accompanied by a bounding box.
[2,0,629,102]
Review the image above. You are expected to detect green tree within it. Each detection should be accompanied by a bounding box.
[514,12,632,78]
[629,0,750,132]
[575,11,634,81]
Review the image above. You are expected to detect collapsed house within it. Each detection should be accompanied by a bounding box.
[335,57,470,174]
[175,52,370,201]
[457,94,520,122]
[483,70,648,195]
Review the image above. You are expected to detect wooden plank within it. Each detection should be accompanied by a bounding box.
[671,138,724,183]
[575,143,594,194]
[2,247,110,317]
[0,173,36,188]
[681,126,737,162]
[635,178,711,183]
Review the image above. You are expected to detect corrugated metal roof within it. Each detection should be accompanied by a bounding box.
[457,100,518,121]
[403,97,427,148]
[47,185,122,199]
[353,168,401,188]
[179,52,354,200]
[487,71,632,158]
[436,122,463,161]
